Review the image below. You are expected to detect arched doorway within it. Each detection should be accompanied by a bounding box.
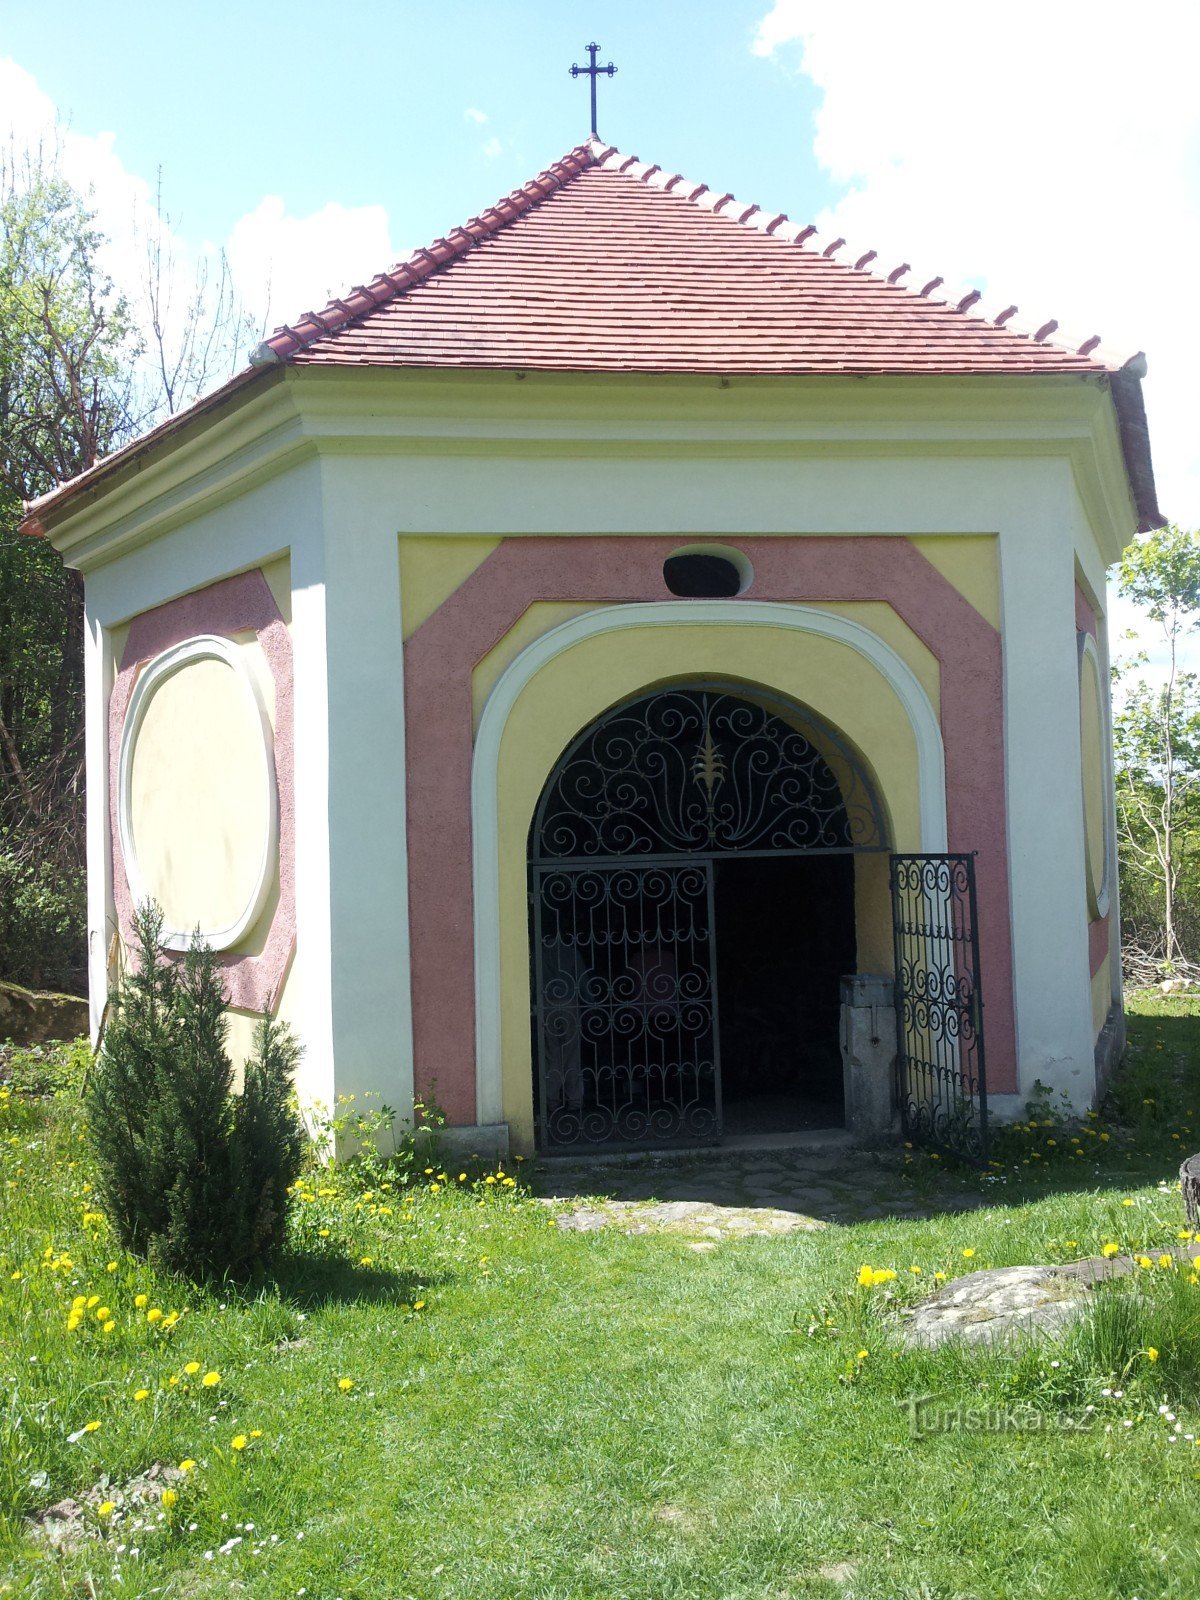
[528,683,889,1150]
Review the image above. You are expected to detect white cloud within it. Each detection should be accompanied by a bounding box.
[0,56,396,377]
[752,2,1200,530]
[464,107,488,125]
[226,195,395,331]
[0,58,162,306]
[481,136,503,161]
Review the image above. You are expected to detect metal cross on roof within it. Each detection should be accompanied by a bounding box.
[569,42,617,139]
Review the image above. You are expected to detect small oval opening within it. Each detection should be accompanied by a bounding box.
[663,549,747,598]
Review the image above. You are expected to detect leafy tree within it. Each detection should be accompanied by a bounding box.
[86,903,306,1279]
[0,154,138,989]
[1113,525,1200,966]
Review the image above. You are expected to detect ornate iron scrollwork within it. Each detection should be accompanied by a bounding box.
[534,688,883,860]
[533,863,720,1149]
[530,685,890,1153]
[890,853,989,1165]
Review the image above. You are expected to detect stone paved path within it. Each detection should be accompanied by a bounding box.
[529,1136,985,1237]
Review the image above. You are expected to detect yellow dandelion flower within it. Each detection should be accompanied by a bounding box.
[162,1311,179,1327]
[133,1389,150,1402]
[337,1377,354,1392]
[146,1308,163,1323]
[1122,1198,1135,1207]
[1101,1243,1120,1258]
[97,1500,116,1518]
[358,1255,373,1267]
[134,1293,148,1308]
[106,1261,117,1273]
[318,1228,330,1238]
[178,1459,196,1473]
[458,1173,467,1182]
[102,1319,115,1333]
[72,1295,86,1310]
[909,1265,923,1275]
[1146,1347,1160,1362]
[250,1428,262,1438]
[856,1349,869,1361]
[856,1264,874,1287]
[962,1249,975,1259]
[184,1361,201,1375]
[414,1298,426,1310]
[160,1489,178,1509]
[201,1370,220,1388]
[86,1295,99,1308]
[1158,1254,1174,1269]
[83,1420,101,1433]
[230,1434,247,1451]
[1136,1255,1153,1270]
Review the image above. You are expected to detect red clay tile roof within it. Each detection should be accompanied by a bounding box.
[23,138,1162,534]
[259,139,1124,377]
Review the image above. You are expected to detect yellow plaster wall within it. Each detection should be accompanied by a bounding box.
[260,554,292,626]
[127,654,271,934]
[472,598,939,729]
[400,536,500,639]
[119,564,291,975]
[911,535,1000,629]
[473,602,611,727]
[812,601,940,714]
[495,624,923,1148]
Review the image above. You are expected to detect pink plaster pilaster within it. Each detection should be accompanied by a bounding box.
[1075,581,1098,639]
[404,537,1018,1121]
[1089,914,1110,978]
[109,570,295,1012]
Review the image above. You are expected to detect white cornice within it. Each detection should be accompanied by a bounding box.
[41,367,1139,573]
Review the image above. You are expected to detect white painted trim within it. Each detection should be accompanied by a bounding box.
[117,634,278,952]
[1078,630,1112,920]
[470,600,948,1124]
[84,602,115,1040]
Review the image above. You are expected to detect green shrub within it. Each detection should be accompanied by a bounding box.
[0,1035,90,1097]
[0,847,86,993]
[85,903,306,1279]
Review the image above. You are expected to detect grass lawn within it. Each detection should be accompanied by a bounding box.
[3,995,1200,1599]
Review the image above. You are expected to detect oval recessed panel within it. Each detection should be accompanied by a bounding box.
[120,638,277,950]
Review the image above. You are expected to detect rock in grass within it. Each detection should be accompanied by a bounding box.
[898,1264,1095,1348]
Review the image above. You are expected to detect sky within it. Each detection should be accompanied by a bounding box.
[3,0,1199,659]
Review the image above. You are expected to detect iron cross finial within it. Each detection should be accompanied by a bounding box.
[569,42,617,139]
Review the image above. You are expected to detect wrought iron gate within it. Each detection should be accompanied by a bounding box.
[532,862,720,1149]
[530,685,890,1153]
[889,852,989,1165]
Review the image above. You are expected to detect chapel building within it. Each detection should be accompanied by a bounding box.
[23,138,1161,1163]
